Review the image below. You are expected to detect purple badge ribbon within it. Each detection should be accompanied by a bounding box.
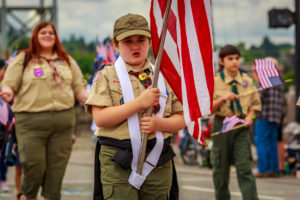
[33,68,44,77]
[243,81,248,88]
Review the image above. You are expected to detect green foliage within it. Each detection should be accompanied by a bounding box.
[236,37,293,69]
[283,70,294,92]
[62,35,97,80]
[8,37,29,51]
[70,53,94,80]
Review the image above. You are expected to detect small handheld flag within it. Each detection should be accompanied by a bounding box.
[219,116,245,134]
[254,59,284,89]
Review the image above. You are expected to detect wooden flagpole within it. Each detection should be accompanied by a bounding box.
[137,0,173,174]
[238,88,263,98]
[238,79,291,98]
[210,123,245,137]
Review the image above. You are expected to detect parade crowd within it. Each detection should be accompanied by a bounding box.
[0,12,296,200]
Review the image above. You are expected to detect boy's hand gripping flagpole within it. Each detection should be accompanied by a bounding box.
[137,0,172,175]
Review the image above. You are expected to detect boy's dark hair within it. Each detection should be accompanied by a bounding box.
[219,45,240,59]
[218,45,240,70]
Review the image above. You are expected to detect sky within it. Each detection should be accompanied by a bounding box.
[1,0,295,47]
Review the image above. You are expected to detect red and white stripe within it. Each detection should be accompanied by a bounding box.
[221,116,245,133]
[150,0,214,144]
[254,59,280,89]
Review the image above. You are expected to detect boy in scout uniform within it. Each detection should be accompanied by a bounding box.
[211,45,261,200]
[85,14,185,200]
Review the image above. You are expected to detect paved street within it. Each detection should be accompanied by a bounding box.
[1,125,300,200]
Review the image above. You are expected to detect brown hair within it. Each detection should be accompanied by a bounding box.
[218,44,240,69]
[23,21,70,66]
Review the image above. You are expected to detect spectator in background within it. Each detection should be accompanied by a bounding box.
[252,57,286,177]
[0,58,10,193]
[0,21,88,200]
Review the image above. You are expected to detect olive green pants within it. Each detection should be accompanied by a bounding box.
[15,109,75,200]
[210,116,258,200]
[100,145,172,200]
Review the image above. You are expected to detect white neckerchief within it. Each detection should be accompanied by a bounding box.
[114,56,167,189]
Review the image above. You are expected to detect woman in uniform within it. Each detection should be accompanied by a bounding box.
[0,21,88,200]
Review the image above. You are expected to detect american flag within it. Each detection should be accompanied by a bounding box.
[96,39,117,64]
[254,59,284,89]
[150,0,214,144]
[220,116,245,133]
[96,40,108,61]
[0,98,9,126]
[106,43,117,63]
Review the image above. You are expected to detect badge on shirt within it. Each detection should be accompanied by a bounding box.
[120,97,124,105]
[33,68,44,77]
[243,81,248,88]
[138,72,148,81]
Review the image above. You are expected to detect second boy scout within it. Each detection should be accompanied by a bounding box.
[211,45,261,200]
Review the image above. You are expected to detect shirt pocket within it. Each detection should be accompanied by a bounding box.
[23,67,47,82]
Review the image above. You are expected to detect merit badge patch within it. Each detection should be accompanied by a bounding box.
[33,68,44,77]
[243,81,248,88]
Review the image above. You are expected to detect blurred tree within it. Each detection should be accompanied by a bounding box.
[260,36,279,58]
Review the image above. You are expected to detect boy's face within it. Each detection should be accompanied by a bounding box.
[114,35,150,69]
[219,54,240,74]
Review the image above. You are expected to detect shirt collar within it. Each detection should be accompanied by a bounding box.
[224,69,243,84]
[125,59,153,74]
[39,52,59,62]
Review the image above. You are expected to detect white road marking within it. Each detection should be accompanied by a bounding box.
[182,185,285,200]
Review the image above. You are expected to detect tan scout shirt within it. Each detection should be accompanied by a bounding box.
[85,59,183,140]
[1,52,86,112]
[214,70,261,117]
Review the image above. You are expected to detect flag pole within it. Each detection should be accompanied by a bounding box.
[211,123,245,137]
[238,78,292,98]
[137,0,173,174]
[238,88,263,98]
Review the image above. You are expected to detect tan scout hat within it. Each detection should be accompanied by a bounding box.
[113,13,151,41]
